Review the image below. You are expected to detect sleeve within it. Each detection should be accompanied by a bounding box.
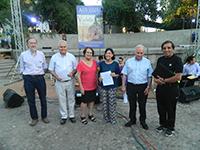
[72,55,77,70]
[48,56,55,71]
[121,61,128,75]
[42,52,48,70]
[182,64,187,75]
[77,61,83,73]
[196,63,200,76]
[19,54,24,74]
[152,57,160,78]
[174,57,183,73]
[115,62,120,74]
[147,61,153,77]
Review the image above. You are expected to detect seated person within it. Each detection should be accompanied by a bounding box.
[181,55,200,87]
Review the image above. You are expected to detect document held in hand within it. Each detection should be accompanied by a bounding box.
[100,71,114,86]
[152,63,175,78]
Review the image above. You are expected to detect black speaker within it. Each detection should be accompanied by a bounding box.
[3,89,24,108]
[178,86,200,103]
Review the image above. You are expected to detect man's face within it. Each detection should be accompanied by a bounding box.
[28,38,37,51]
[135,47,144,60]
[162,43,173,57]
[59,41,67,55]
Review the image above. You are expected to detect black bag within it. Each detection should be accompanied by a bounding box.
[3,89,24,108]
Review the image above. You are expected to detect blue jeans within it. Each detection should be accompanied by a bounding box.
[23,75,47,120]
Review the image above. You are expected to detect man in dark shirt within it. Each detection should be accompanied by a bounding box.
[153,40,183,137]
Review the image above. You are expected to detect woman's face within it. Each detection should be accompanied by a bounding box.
[162,42,174,57]
[85,48,93,60]
[104,50,113,61]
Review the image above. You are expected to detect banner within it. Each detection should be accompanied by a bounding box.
[76,5,104,48]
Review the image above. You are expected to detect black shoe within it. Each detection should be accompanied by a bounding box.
[60,119,67,125]
[165,128,175,137]
[124,121,136,127]
[156,126,165,133]
[69,117,76,123]
[141,122,149,130]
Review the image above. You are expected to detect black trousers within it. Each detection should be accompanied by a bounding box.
[126,82,148,123]
[156,85,179,130]
[23,75,47,120]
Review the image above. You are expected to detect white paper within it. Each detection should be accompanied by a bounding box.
[100,71,114,86]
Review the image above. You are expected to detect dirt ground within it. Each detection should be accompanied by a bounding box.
[0,78,200,150]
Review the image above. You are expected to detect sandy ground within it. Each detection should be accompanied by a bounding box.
[0,78,200,150]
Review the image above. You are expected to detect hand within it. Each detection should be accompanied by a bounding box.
[121,85,126,93]
[155,76,165,85]
[144,86,150,95]
[80,87,85,95]
[99,77,103,82]
[110,72,116,77]
[68,71,74,78]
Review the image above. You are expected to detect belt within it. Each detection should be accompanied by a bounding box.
[128,82,147,86]
[161,83,178,87]
[61,80,71,82]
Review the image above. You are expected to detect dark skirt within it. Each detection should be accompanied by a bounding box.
[81,89,96,103]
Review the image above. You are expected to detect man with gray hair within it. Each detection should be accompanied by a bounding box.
[121,44,153,130]
[48,40,77,125]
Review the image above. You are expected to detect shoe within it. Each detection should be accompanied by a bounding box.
[60,118,67,125]
[124,121,136,127]
[88,115,96,122]
[165,129,174,137]
[29,119,38,126]
[69,117,76,123]
[141,122,149,130]
[156,126,165,133]
[42,118,50,124]
[81,117,88,125]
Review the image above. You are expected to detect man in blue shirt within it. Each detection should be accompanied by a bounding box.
[122,44,153,130]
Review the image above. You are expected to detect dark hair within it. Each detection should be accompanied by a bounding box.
[83,47,94,56]
[161,40,175,50]
[118,56,123,60]
[186,55,195,63]
[98,55,103,60]
[104,48,115,60]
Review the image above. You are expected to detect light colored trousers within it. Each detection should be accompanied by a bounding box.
[55,80,75,119]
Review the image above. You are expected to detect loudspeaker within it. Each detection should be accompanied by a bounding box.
[178,86,200,103]
[3,89,24,108]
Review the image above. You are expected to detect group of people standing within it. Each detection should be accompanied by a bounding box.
[19,37,183,137]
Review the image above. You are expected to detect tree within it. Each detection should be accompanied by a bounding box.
[102,0,158,32]
[0,0,11,26]
[160,0,197,30]
[35,0,83,33]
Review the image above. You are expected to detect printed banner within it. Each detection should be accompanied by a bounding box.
[76,5,104,48]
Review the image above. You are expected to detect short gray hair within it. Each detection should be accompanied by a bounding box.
[135,44,146,52]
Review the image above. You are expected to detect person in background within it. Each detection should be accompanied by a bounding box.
[98,48,120,124]
[153,40,183,137]
[48,40,77,125]
[181,55,200,87]
[76,47,98,124]
[19,37,49,126]
[118,56,125,86]
[122,44,153,130]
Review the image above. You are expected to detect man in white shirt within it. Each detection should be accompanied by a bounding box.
[122,44,153,130]
[19,37,49,126]
[48,40,77,125]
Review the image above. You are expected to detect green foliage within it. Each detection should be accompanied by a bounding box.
[102,0,158,32]
[35,0,83,33]
[0,0,11,24]
[160,0,197,30]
